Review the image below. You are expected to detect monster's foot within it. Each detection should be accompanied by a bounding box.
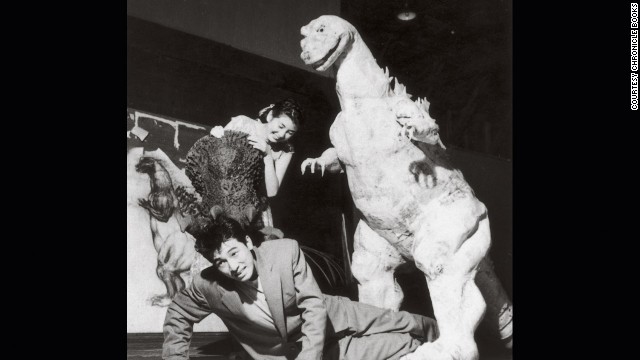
[149,294,172,307]
[503,336,512,350]
[398,340,477,360]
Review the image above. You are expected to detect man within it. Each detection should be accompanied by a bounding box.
[163,215,439,360]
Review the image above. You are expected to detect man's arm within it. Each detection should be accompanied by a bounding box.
[162,278,214,360]
[290,241,328,360]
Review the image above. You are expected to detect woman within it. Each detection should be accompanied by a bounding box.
[211,98,303,226]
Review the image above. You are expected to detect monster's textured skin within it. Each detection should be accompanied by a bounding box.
[185,130,268,229]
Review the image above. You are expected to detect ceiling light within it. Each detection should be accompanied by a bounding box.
[397,11,416,21]
[397,1,416,21]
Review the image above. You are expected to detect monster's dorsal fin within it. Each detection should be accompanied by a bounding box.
[416,97,431,113]
[392,78,412,99]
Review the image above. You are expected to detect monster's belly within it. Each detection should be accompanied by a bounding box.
[347,163,436,229]
[330,99,407,165]
[330,99,472,231]
[329,102,427,228]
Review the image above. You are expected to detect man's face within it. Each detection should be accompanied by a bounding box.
[211,236,257,282]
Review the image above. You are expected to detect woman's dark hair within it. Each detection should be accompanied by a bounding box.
[258,98,304,128]
[192,215,249,261]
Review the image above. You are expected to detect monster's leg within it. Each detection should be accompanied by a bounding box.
[174,232,196,292]
[149,219,173,307]
[150,262,174,307]
[402,200,491,360]
[168,272,186,299]
[156,219,195,296]
[190,252,212,279]
[476,257,513,349]
[153,241,184,306]
[351,220,405,311]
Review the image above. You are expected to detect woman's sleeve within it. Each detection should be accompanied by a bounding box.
[224,115,256,134]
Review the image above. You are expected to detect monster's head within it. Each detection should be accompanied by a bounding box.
[184,131,269,233]
[300,15,356,72]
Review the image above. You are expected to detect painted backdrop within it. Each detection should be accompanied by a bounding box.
[127,108,228,332]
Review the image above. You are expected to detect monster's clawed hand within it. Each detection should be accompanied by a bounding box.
[301,157,327,177]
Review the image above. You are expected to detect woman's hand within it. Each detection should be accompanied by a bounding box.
[247,135,270,156]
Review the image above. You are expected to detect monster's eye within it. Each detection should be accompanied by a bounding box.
[318,26,324,33]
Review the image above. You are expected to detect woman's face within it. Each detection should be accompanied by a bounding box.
[266,114,298,143]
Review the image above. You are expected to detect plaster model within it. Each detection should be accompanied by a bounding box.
[300,15,512,360]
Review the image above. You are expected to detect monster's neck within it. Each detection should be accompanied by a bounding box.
[334,32,392,108]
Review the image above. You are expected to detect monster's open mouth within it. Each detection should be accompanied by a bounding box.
[311,40,341,70]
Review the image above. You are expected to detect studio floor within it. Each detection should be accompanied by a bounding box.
[126,333,512,360]
[127,333,233,359]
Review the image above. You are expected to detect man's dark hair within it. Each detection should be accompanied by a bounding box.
[192,215,249,262]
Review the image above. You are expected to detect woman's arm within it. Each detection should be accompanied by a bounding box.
[263,153,279,197]
[264,151,293,197]
[263,151,293,197]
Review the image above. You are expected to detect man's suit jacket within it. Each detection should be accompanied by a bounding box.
[163,239,328,360]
